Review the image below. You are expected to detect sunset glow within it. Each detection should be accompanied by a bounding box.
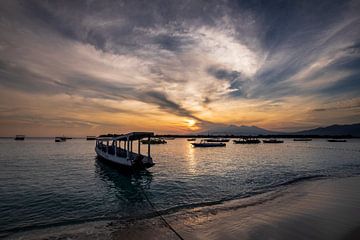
[0,1,359,136]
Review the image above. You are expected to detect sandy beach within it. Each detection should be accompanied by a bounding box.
[7,175,360,240]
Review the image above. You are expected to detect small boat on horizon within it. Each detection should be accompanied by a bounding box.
[95,132,155,169]
[263,139,284,144]
[233,138,261,144]
[86,136,97,140]
[293,138,312,141]
[14,135,25,140]
[191,140,226,147]
[205,138,230,143]
[164,137,176,140]
[55,136,66,142]
[187,138,196,141]
[141,138,167,144]
[328,139,347,142]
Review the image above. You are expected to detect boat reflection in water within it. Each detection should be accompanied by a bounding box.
[95,158,153,202]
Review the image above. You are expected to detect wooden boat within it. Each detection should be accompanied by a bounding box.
[95,132,155,169]
[55,136,66,142]
[205,138,230,142]
[293,138,312,141]
[328,139,347,142]
[187,138,196,141]
[14,135,25,140]
[86,136,97,140]
[263,139,284,143]
[191,140,226,147]
[141,138,167,144]
[233,138,260,144]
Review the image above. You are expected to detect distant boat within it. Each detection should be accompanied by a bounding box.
[187,138,196,141]
[328,139,347,142]
[205,138,230,142]
[55,136,66,142]
[293,138,312,141]
[233,138,260,144]
[95,132,155,169]
[263,139,284,144]
[14,135,25,140]
[141,138,167,144]
[192,140,226,147]
[86,136,97,140]
[164,137,176,140]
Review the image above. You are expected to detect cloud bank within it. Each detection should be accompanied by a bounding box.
[0,0,359,135]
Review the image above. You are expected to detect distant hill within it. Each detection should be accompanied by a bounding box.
[198,124,281,136]
[197,123,360,137]
[293,123,360,137]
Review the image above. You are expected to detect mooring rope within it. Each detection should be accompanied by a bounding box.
[140,187,185,240]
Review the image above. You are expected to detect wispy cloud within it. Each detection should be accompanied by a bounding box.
[0,0,359,135]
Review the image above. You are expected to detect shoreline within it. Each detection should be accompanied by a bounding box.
[6,176,360,240]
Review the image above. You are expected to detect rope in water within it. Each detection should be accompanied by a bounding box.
[140,188,185,240]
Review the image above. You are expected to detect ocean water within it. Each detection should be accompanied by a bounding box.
[0,138,359,237]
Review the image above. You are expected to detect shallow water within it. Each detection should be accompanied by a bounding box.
[0,138,359,237]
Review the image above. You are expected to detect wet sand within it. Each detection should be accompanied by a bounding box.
[7,176,360,240]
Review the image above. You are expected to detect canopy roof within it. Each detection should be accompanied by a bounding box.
[97,132,154,141]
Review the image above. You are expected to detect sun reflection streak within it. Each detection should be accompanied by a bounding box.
[186,141,197,174]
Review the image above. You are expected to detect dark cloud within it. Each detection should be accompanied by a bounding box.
[142,90,200,120]
[207,66,249,97]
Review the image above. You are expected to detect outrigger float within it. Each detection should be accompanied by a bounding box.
[95,132,155,169]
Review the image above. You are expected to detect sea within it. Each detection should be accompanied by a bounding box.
[0,138,359,238]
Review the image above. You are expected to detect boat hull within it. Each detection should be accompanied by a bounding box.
[191,143,226,147]
[233,140,260,144]
[95,147,154,169]
[262,140,284,143]
[328,139,347,142]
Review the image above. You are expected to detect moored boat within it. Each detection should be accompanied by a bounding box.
[141,138,167,144]
[293,138,312,141]
[14,135,25,140]
[205,138,230,142]
[233,137,260,144]
[191,140,226,147]
[263,139,284,143]
[95,132,155,169]
[328,139,347,142]
[55,136,66,142]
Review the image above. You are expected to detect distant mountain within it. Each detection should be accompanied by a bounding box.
[197,123,360,137]
[293,123,360,137]
[198,124,281,136]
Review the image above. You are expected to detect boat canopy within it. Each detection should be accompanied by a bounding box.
[97,132,154,141]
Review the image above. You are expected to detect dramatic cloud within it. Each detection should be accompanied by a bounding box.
[0,0,359,136]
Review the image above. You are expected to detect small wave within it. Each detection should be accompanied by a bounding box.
[273,174,327,188]
[0,174,338,238]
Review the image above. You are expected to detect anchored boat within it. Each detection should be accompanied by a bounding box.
[55,136,66,142]
[95,132,155,169]
[293,138,312,141]
[263,139,284,143]
[191,140,226,147]
[205,138,230,142]
[86,136,97,140]
[14,135,25,140]
[233,137,260,144]
[328,139,347,142]
[141,138,167,144]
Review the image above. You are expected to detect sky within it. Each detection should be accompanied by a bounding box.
[0,0,359,136]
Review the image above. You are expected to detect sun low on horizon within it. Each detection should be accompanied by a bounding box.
[0,0,359,137]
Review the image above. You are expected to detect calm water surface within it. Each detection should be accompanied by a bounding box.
[0,138,359,236]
